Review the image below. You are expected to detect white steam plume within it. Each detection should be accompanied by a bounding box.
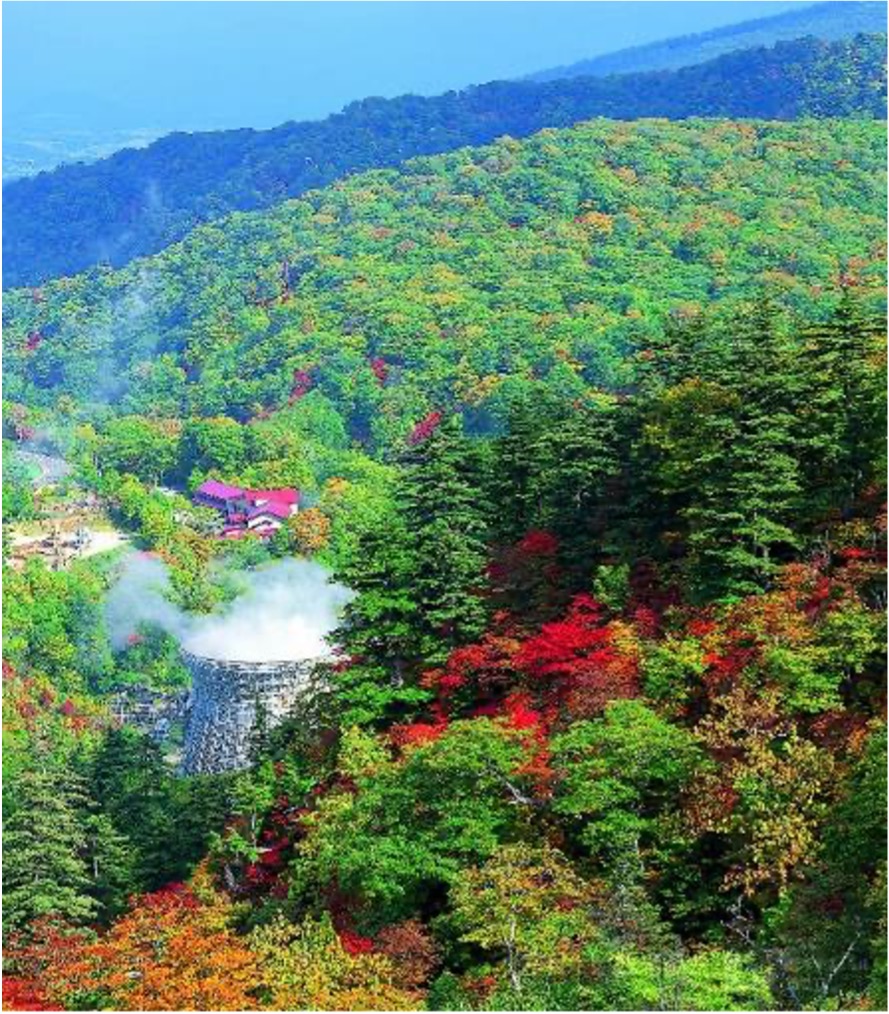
[105,555,354,662]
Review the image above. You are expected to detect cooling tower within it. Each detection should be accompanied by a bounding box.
[181,650,317,774]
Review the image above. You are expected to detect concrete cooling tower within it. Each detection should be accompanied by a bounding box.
[181,650,317,775]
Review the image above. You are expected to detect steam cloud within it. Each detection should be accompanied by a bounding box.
[105,555,354,662]
[83,267,161,405]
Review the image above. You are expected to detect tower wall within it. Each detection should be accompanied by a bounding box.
[181,651,316,774]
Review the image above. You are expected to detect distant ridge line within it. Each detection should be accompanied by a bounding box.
[525,1,888,82]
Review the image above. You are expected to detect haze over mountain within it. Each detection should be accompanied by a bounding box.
[3,3,812,128]
[2,1,821,180]
[528,0,887,80]
[4,32,884,289]
[6,4,878,177]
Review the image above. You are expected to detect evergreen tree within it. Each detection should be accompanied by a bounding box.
[3,768,96,929]
[89,727,179,891]
[797,294,886,523]
[172,775,236,878]
[488,394,550,546]
[642,305,804,598]
[399,415,491,663]
[701,304,802,595]
[82,811,136,924]
[532,396,622,580]
[334,513,428,727]
[248,698,272,765]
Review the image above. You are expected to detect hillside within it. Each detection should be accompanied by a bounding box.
[4,117,885,452]
[3,33,885,289]
[4,16,888,1001]
[528,0,887,80]
[3,117,887,1013]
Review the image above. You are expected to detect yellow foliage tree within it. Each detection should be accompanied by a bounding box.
[289,506,332,556]
[251,914,419,1011]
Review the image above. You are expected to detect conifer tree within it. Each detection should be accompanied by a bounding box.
[797,294,886,522]
[3,768,97,929]
[532,396,622,579]
[334,512,429,727]
[89,727,178,891]
[488,395,546,546]
[702,304,802,595]
[82,811,136,924]
[399,414,491,663]
[641,305,803,598]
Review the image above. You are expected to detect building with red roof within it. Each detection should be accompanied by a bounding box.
[194,481,300,539]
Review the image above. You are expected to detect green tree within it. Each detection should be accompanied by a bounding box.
[551,698,706,922]
[763,723,887,1008]
[82,811,136,924]
[450,843,596,999]
[796,295,886,522]
[89,727,180,891]
[334,512,427,728]
[292,720,530,927]
[180,416,247,481]
[100,416,180,486]
[399,414,491,663]
[532,395,622,576]
[607,949,773,1011]
[641,306,803,597]
[3,768,97,929]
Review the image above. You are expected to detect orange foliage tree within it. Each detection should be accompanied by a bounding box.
[11,868,262,1012]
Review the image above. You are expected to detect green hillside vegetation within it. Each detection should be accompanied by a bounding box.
[3,34,885,288]
[528,0,887,80]
[4,117,885,458]
[2,104,886,1008]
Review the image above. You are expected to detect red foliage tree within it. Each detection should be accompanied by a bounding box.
[407,410,442,445]
[2,978,62,1011]
[375,920,440,989]
[514,594,640,717]
[487,530,565,621]
[289,368,314,403]
[369,357,389,385]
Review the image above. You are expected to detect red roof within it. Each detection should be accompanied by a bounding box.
[248,488,299,506]
[196,482,300,520]
[247,502,291,521]
[196,479,245,500]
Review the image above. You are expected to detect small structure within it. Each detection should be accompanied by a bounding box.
[181,650,318,774]
[109,684,189,744]
[193,481,299,539]
[11,523,86,571]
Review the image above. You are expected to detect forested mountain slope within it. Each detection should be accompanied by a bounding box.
[3,92,887,1012]
[528,0,887,80]
[3,33,885,288]
[4,117,885,454]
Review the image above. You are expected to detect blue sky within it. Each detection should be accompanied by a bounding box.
[4,1,822,131]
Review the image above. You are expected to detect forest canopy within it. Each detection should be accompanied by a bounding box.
[4,116,886,458]
[2,22,886,1003]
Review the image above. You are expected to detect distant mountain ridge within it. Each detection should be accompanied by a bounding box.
[3,125,183,183]
[527,0,886,81]
[3,32,885,289]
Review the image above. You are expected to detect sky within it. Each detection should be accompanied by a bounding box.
[4,1,821,133]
